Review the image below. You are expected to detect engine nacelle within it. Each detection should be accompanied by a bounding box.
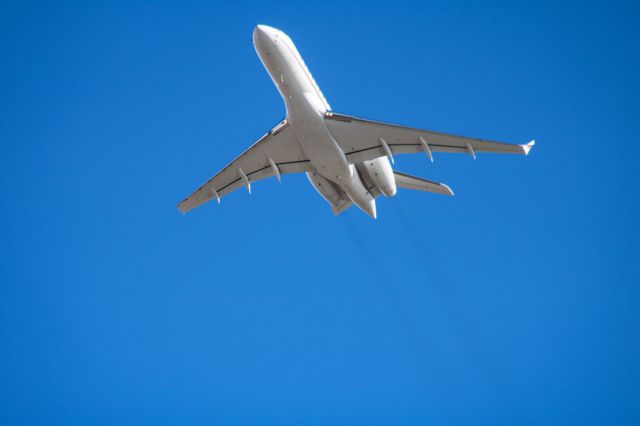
[357,157,397,197]
[306,171,345,207]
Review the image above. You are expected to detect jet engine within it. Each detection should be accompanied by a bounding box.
[357,157,397,197]
[306,171,346,207]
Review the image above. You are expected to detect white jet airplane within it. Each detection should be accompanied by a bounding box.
[178,25,534,218]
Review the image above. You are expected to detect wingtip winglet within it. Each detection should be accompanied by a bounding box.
[442,183,455,196]
[522,140,535,156]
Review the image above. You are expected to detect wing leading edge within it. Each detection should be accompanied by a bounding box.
[177,119,311,213]
[324,112,534,164]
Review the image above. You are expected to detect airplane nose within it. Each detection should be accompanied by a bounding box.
[253,24,277,43]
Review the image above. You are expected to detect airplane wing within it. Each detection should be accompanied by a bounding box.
[324,112,534,164]
[393,171,454,196]
[177,119,311,213]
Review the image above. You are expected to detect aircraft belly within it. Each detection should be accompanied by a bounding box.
[257,28,376,218]
[287,101,349,183]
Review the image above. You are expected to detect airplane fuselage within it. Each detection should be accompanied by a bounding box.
[253,25,394,218]
[178,25,533,217]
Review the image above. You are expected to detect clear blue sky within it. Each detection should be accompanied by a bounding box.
[1,1,638,424]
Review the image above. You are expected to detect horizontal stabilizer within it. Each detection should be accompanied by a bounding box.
[394,171,454,196]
